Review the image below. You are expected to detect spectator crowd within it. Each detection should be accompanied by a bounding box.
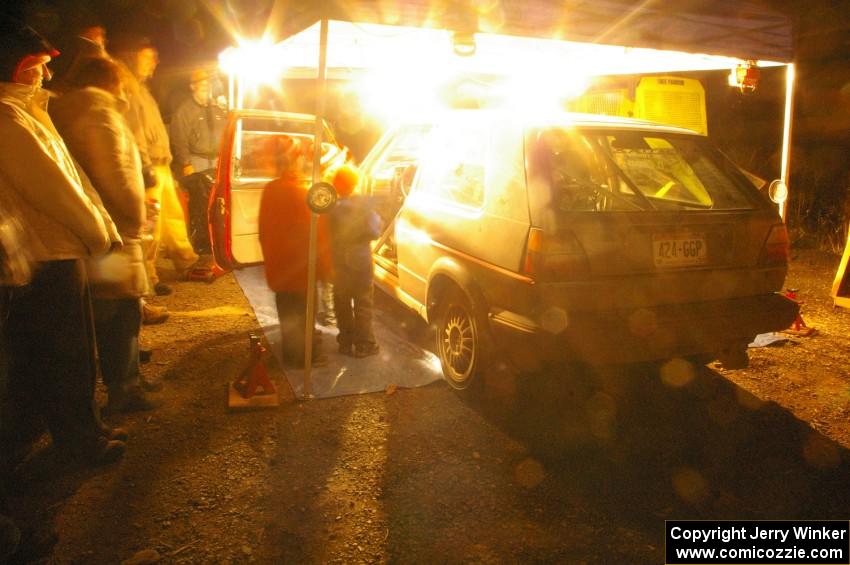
[0,14,381,562]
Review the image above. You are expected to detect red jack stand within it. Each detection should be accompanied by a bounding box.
[227,333,280,411]
[782,288,816,337]
[186,263,227,283]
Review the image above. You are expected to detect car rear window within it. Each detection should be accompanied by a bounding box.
[239,117,334,141]
[529,127,760,212]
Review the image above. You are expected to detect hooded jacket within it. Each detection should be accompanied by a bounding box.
[51,86,148,298]
[0,82,114,261]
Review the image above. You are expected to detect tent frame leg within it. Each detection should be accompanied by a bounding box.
[779,63,795,221]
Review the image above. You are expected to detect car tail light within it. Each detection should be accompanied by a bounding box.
[759,223,790,266]
[523,227,544,276]
[522,227,590,280]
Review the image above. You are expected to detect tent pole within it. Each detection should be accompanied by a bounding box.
[227,73,234,110]
[779,63,796,221]
[236,75,244,110]
[303,17,330,398]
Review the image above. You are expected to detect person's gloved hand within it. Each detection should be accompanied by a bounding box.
[182,164,195,177]
[142,166,157,188]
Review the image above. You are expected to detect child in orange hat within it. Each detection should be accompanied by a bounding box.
[328,164,383,357]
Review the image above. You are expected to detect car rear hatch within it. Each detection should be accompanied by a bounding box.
[519,124,798,360]
[209,109,344,271]
[529,209,789,310]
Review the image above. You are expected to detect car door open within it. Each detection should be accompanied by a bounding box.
[209,109,341,271]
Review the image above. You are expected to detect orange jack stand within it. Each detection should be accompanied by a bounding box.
[782,289,816,337]
[227,333,280,411]
[186,263,227,283]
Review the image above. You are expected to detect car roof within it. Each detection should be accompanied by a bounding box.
[395,109,701,136]
[228,108,319,122]
[528,112,700,135]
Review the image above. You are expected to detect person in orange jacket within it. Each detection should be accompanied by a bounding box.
[258,137,332,368]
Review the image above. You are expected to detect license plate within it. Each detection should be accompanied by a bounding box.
[653,234,707,267]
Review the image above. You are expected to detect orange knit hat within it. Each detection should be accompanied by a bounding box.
[332,164,360,197]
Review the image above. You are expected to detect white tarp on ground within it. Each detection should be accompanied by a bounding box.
[234,266,443,399]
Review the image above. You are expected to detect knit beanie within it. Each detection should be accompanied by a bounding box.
[333,164,360,198]
[0,18,59,83]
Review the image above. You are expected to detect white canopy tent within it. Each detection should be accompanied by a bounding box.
[226,20,786,79]
[246,0,793,62]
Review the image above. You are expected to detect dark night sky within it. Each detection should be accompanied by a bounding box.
[8,0,234,67]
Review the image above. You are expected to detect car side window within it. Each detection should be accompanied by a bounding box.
[533,129,614,211]
[364,125,430,222]
[418,123,488,209]
[367,126,430,195]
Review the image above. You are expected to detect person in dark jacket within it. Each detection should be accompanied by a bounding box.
[0,201,64,563]
[170,68,225,178]
[328,164,383,358]
[0,205,26,562]
[170,68,226,257]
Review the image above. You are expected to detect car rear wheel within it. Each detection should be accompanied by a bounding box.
[436,288,491,392]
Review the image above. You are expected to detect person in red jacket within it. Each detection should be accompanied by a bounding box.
[258,137,331,368]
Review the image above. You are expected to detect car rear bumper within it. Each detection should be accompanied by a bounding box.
[490,293,799,366]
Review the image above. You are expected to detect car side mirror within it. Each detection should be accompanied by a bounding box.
[232,157,242,180]
[391,164,417,197]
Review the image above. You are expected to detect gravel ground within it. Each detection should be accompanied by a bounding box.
[7,247,850,564]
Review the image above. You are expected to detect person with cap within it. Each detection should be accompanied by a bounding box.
[170,67,226,178]
[0,18,127,465]
[48,16,107,93]
[111,34,198,298]
[258,137,332,368]
[170,67,226,259]
[78,23,107,50]
[328,164,383,358]
[50,56,161,414]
